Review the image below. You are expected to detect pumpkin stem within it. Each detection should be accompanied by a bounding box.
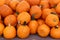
[23,21,27,25]
[31,14,35,20]
[51,12,57,15]
[16,12,19,15]
[55,25,58,29]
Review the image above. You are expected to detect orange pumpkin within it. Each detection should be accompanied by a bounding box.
[4,15,17,26]
[37,24,50,37]
[56,3,60,14]
[39,0,49,9]
[9,0,19,10]
[45,14,59,27]
[17,12,31,24]
[0,5,13,17]
[3,25,16,38]
[49,0,60,7]
[50,26,60,38]
[16,0,30,13]
[30,5,42,19]
[0,23,4,35]
[17,21,30,38]
[26,0,40,6]
[28,16,38,34]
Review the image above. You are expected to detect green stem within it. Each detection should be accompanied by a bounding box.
[16,12,19,15]
[31,14,35,20]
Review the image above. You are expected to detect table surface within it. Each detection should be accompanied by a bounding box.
[0,35,60,40]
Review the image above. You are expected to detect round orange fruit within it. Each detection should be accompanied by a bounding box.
[26,0,40,6]
[3,25,16,39]
[4,15,17,26]
[39,0,49,9]
[30,5,42,19]
[49,0,60,7]
[0,23,4,35]
[16,0,30,13]
[37,24,50,37]
[56,3,60,14]
[45,14,59,27]
[0,5,13,17]
[17,22,30,38]
[9,0,19,10]
[17,12,31,24]
[50,26,60,38]
[28,20,38,34]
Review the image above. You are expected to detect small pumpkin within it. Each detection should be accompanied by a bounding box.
[9,0,19,10]
[0,23,4,35]
[16,0,30,13]
[17,12,31,24]
[49,0,60,7]
[17,21,30,38]
[3,25,16,39]
[37,24,50,37]
[30,5,42,19]
[45,14,59,27]
[28,15,38,34]
[50,26,60,38]
[26,0,40,6]
[39,0,49,9]
[4,15,17,26]
[56,3,60,14]
[0,5,13,17]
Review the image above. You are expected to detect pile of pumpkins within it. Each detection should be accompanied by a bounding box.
[0,0,60,39]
